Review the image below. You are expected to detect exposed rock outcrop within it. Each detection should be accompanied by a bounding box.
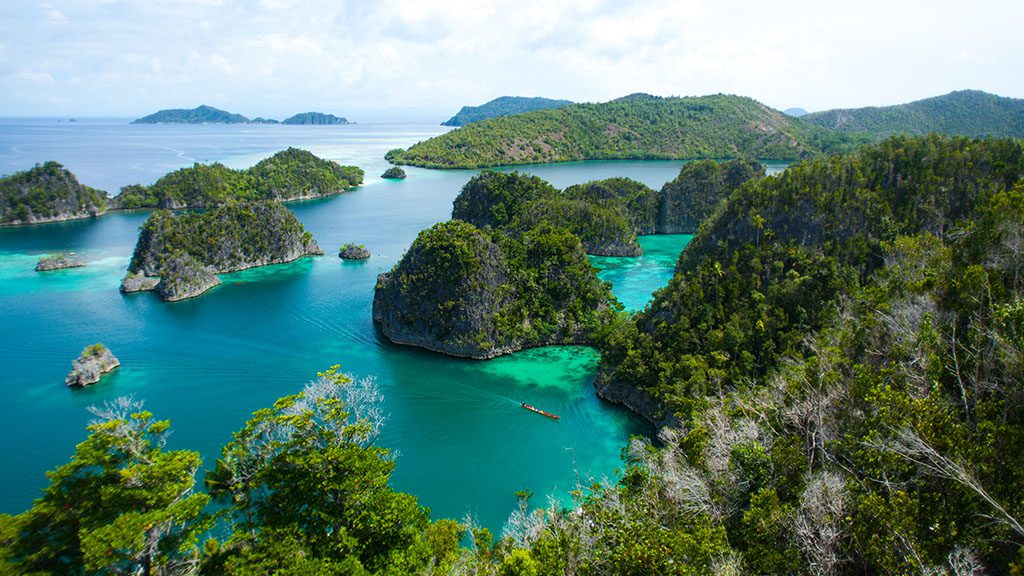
[35,253,85,271]
[120,271,160,293]
[65,344,119,387]
[339,244,371,260]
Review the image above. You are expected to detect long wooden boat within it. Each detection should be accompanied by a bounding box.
[521,402,560,420]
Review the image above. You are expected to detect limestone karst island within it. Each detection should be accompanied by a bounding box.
[3,2,1024,575]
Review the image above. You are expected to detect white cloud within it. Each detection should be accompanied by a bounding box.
[0,0,1022,115]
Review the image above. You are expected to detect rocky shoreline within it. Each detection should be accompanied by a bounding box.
[65,344,120,387]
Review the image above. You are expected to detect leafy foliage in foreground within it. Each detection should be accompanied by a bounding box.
[389,93,828,168]
[115,148,363,209]
[0,161,109,225]
[590,134,1024,573]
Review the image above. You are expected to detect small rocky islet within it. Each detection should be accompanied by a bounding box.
[338,244,371,260]
[35,253,85,271]
[65,343,119,387]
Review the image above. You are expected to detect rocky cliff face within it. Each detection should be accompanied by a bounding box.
[0,162,108,226]
[122,201,322,301]
[374,220,615,359]
[65,344,119,387]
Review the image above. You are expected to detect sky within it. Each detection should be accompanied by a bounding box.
[1,0,1022,118]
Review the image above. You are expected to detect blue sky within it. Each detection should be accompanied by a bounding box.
[1,0,1022,117]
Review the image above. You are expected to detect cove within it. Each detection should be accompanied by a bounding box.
[0,118,705,531]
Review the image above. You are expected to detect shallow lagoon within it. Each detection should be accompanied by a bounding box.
[0,118,772,529]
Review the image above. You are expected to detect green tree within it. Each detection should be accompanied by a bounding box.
[205,367,455,574]
[0,397,209,575]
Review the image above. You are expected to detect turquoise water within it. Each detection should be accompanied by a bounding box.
[0,118,719,531]
[592,235,693,312]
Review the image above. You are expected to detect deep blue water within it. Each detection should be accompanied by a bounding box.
[0,118,774,531]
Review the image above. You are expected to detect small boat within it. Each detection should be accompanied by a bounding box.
[521,402,560,420]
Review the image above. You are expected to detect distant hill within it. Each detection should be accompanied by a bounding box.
[802,90,1024,138]
[281,112,349,125]
[131,105,251,124]
[390,94,824,169]
[132,106,351,125]
[783,107,808,117]
[441,96,574,126]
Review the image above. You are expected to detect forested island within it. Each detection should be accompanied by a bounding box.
[114,148,363,209]
[375,162,768,357]
[4,134,1024,575]
[373,218,615,359]
[281,112,349,125]
[441,96,574,126]
[131,105,351,125]
[803,89,1024,138]
[389,90,1024,170]
[387,93,829,168]
[0,162,109,226]
[121,201,323,301]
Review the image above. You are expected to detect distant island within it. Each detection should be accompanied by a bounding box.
[131,105,352,125]
[802,90,1024,138]
[281,112,349,125]
[121,201,323,301]
[441,96,574,126]
[389,90,1024,170]
[114,148,363,209]
[783,107,808,117]
[0,161,110,226]
[388,93,824,169]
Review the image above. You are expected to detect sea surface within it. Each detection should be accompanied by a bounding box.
[0,117,783,530]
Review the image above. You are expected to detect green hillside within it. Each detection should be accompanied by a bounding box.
[441,96,573,126]
[390,94,825,169]
[803,90,1024,138]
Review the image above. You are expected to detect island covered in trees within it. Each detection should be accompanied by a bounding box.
[121,201,323,301]
[0,161,109,226]
[803,89,1024,138]
[113,148,363,209]
[389,93,827,168]
[389,90,1024,170]
[4,134,1024,575]
[131,105,351,125]
[441,96,574,126]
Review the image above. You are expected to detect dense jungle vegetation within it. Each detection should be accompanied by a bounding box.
[5,135,1024,575]
[388,94,828,169]
[0,161,109,225]
[115,148,363,209]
